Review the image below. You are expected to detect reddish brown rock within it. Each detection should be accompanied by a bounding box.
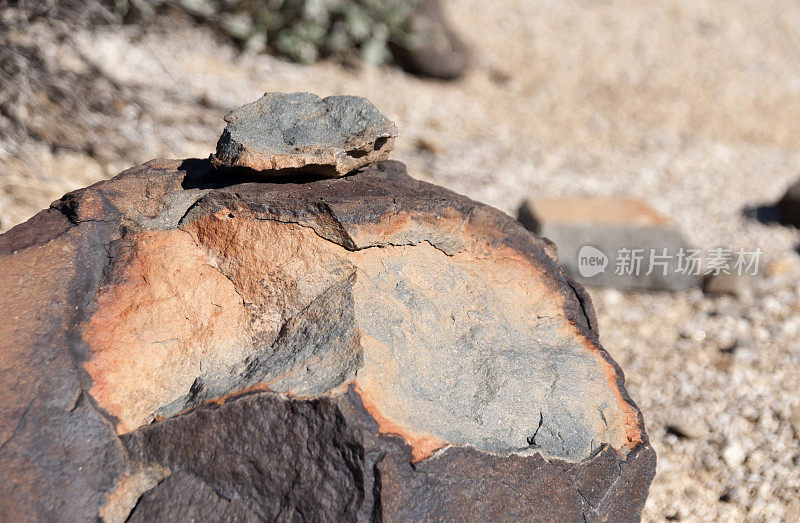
[0,159,655,521]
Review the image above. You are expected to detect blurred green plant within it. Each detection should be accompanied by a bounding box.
[115,0,422,65]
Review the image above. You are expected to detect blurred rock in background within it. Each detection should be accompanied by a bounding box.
[776,178,800,228]
[518,198,700,291]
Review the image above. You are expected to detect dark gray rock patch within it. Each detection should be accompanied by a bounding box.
[212,92,397,177]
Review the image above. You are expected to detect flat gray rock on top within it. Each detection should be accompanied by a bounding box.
[211,92,397,177]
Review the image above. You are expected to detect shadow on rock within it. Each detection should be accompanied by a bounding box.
[178,158,333,190]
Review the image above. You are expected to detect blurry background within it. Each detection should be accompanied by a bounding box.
[2,0,800,519]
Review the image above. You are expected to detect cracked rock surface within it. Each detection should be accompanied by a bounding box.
[0,159,655,521]
[211,92,397,177]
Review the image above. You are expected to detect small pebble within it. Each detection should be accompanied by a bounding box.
[723,442,747,468]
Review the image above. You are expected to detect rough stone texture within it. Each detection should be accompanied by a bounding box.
[518,198,701,291]
[4,4,800,519]
[0,159,655,521]
[211,92,397,177]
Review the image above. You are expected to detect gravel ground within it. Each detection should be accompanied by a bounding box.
[2,1,800,520]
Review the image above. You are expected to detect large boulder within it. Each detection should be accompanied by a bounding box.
[0,159,655,521]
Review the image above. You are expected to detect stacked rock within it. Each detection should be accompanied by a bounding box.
[0,93,655,521]
[211,92,397,177]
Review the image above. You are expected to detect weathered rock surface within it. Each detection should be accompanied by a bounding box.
[519,198,700,291]
[211,92,397,177]
[0,159,655,521]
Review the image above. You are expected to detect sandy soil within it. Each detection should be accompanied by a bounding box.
[2,1,800,520]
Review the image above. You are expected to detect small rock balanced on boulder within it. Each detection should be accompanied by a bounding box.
[0,92,655,521]
[211,92,397,177]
